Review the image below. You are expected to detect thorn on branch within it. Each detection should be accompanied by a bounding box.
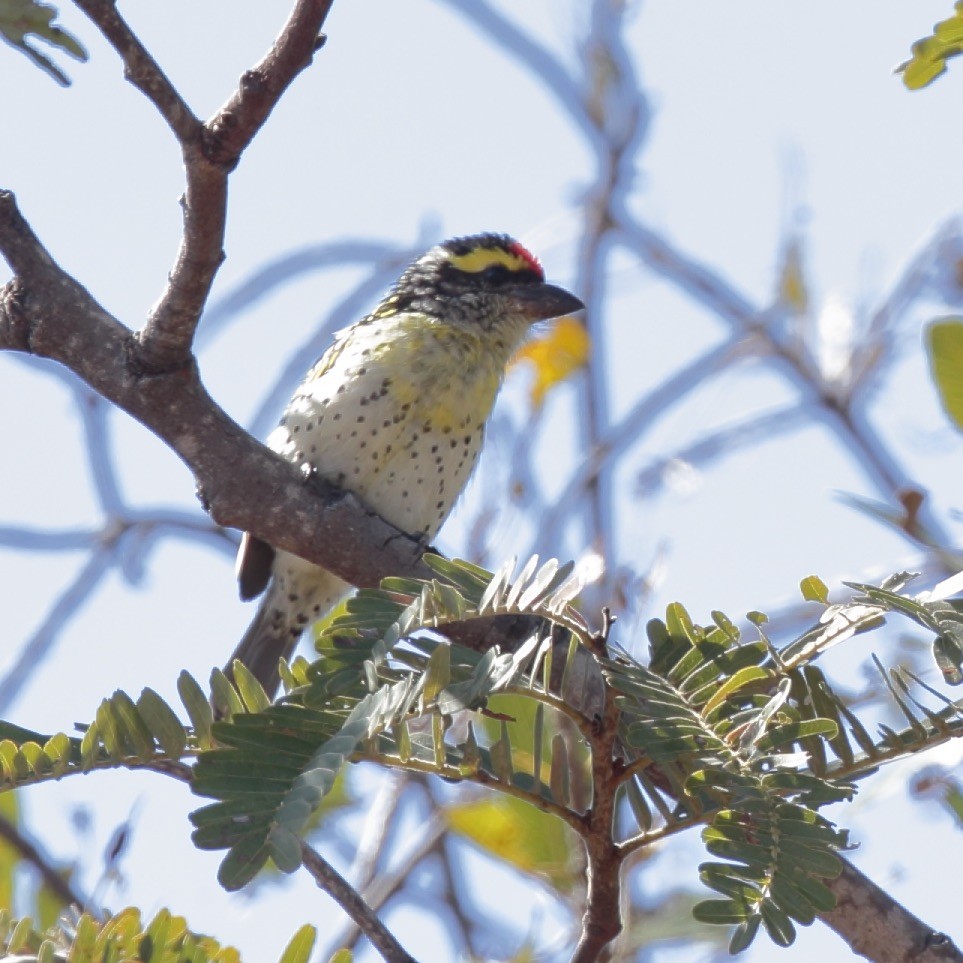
[315,33,328,51]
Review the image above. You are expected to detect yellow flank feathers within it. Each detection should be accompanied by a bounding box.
[446,246,532,275]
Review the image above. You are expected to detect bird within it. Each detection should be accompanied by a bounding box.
[227,232,585,697]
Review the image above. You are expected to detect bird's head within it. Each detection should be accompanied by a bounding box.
[372,233,584,347]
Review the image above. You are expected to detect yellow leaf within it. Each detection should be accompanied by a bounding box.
[512,316,590,409]
[928,318,963,432]
[777,237,808,314]
[445,794,580,891]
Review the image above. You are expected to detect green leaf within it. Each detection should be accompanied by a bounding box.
[231,662,272,714]
[0,0,88,87]
[177,672,213,748]
[760,899,796,946]
[899,4,963,89]
[136,689,188,758]
[266,826,302,874]
[692,898,748,925]
[210,669,244,720]
[423,644,451,703]
[279,924,317,963]
[799,575,829,604]
[702,666,772,717]
[217,836,271,891]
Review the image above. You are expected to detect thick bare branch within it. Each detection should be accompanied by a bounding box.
[823,858,963,962]
[0,190,530,658]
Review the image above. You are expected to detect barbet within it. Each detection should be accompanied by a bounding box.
[228,233,584,696]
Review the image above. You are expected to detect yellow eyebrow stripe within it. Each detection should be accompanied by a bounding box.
[447,247,532,274]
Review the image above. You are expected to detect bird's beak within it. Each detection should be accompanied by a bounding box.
[509,282,585,322]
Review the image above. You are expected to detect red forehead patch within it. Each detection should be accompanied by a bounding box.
[508,240,543,278]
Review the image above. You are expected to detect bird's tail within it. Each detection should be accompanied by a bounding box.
[224,589,301,700]
[225,569,348,701]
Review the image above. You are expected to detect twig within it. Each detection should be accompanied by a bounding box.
[538,337,740,554]
[73,385,124,515]
[634,404,810,498]
[439,0,593,139]
[301,841,417,963]
[196,239,410,349]
[326,812,448,955]
[616,214,960,561]
[71,0,199,142]
[569,0,647,603]
[0,546,114,715]
[349,771,408,891]
[0,810,88,910]
[74,0,336,370]
[433,835,477,952]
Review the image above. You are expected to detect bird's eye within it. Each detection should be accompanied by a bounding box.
[481,263,511,285]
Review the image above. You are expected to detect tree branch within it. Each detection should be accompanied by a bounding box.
[822,858,963,962]
[71,0,199,142]
[73,0,335,371]
[571,648,623,962]
[0,811,88,910]
[0,190,530,658]
[301,841,417,963]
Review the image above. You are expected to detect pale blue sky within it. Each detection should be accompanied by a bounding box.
[2,2,961,960]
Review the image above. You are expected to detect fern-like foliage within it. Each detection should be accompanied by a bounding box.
[192,555,585,889]
[0,683,201,792]
[5,554,963,956]
[606,605,851,952]
[0,905,316,962]
[188,558,963,951]
[609,569,963,952]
